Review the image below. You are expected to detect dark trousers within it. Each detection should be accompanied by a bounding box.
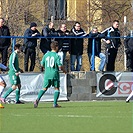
[24,48,36,72]
[126,51,133,71]
[106,48,118,71]
[0,46,9,67]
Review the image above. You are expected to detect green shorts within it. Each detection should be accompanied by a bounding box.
[9,74,21,85]
[43,79,60,88]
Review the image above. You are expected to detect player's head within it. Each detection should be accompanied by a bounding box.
[14,44,21,52]
[50,41,59,51]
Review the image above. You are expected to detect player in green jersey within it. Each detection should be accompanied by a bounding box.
[34,41,66,108]
[1,44,24,104]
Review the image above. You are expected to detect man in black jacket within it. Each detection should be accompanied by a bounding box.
[101,20,121,71]
[124,32,133,71]
[70,22,87,71]
[0,18,11,69]
[88,27,106,71]
[40,22,55,54]
[24,22,40,72]
[56,23,71,65]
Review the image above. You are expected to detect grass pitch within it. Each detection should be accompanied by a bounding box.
[0,101,133,133]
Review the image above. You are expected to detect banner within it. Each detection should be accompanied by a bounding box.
[96,72,133,97]
[1,73,67,102]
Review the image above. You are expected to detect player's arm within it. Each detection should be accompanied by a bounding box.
[41,66,45,72]
[0,63,9,71]
[40,56,45,72]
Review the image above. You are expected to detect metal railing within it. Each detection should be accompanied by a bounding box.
[0,35,130,71]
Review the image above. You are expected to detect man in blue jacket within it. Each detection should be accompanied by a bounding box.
[24,22,40,72]
[88,27,106,72]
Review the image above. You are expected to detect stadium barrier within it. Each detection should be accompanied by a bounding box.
[1,73,67,102]
[0,36,132,101]
[0,35,130,70]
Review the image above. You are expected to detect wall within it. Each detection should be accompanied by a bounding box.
[67,71,126,101]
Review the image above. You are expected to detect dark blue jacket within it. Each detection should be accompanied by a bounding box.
[24,28,40,49]
[88,32,105,56]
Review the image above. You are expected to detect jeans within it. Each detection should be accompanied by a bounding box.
[58,51,67,65]
[88,53,106,71]
[70,54,82,71]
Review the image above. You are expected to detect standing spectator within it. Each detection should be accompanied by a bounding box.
[124,31,133,71]
[24,22,40,72]
[88,27,106,72]
[34,41,66,108]
[70,22,87,71]
[1,44,24,104]
[40,22,55,54]
[56,23,71,65]
[0,18,11,70]
[101,20,121,71]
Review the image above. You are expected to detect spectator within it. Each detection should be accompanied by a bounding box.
[40,22,55,54]
[23,22,40,72]
[101,20,121,71]
[0,18,11,70]
[88,27,106,72]
[124,31,133,71]
[56,23,71,65]
[70,22,87,71]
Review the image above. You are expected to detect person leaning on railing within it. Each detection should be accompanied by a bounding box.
[40,22,56,55]
[70,22,87,71]
[101,20,121,71]
[56,23,72,65]
[88,27,106,72]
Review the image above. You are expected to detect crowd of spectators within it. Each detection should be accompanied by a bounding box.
[1,18,129,72]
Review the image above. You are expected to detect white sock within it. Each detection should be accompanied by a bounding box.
[126,91,133,101]
[0,86,4,97]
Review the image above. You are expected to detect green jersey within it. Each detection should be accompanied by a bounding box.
[8,51,19,74]
[41,51,62,80]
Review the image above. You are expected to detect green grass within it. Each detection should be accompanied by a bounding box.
[0,101,133,133]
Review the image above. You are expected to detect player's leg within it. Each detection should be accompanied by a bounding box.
[0,76,6,97]
[0,78,6,108]
[15,83,24,104]
[126,91,133,103]
[53,79,61,107]
[2,74,17,102]
[34,88,47,108]
[34,79,49,108]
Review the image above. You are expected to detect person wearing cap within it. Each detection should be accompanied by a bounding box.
[23,22,40,72]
